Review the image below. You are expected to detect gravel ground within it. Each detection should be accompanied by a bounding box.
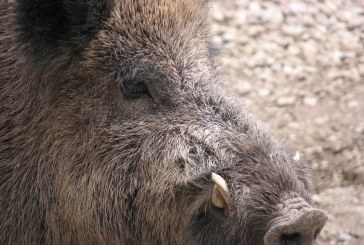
[210,0,364,244]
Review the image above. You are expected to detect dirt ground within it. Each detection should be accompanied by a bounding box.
[210,0,364,244]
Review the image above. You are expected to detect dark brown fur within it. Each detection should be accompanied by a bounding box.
[1,1,313,244]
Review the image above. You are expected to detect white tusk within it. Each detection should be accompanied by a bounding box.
[212,186,226,208]
[211,173,230,208]
[293,151,300,161]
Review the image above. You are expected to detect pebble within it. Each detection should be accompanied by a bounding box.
[258,88,271,97]
[355,124,364,134]
[303,97,318,106]
[287,45,301,55]
[261,8,284,26]
[222,30,237,42]
[235,12,247,25]
[287,2,308,15]
[343,167,364,184]
[283,65,294,74]
[288,122,300,130]
[338,232,352,241]
[348,100,358,108]
[282,25,304,37]
[276,96,296,106]
[314,116,329,125]
[233,81,252,95]
[211,5,225,22]
[312,194,322,204]
[212,35,223,46]
[320,161,329,171]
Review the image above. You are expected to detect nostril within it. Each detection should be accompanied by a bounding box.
[280,233,300,245]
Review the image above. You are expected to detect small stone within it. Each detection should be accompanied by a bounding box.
[283,65,294,75]
[312,162,319,170]
[261,8,284,26]
[287,45,301,56]
[250,50,268,67]
[303,97,318,106]
[332,50,343,64]
[355,124,364,134]
[244,99,253,107]
[212,36,223,46]
[314,116,329,125]
[222,30,237,42]
[261,42,281,54]
[287,2,307,15]
[302,40,318,57]
[237,35,249,45]
[338,10,358,24]
[282,25,304,37]
[326,70,342,80]
[358,64,364,75]
[211,6,225,22]
[247,25,265,37]
[312,194,322,205]
[258,89,271,97]
[342,167,364,184]
[338,232,352,241]
[348,100,358,108]
[288,122,300,130]
[248,2,262,15]
[352,198,361,205]
[234,81,252,95]
[319,161,329,171]
[328,135,338,143]
[276,96,296,106]
[235,12,247,25]
[325,1,338,13]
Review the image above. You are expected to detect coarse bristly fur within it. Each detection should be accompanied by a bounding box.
[0,1,315,244]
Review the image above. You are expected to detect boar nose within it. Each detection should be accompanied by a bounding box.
[264,208,327,245]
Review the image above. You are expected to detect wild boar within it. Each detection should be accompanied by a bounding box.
[0,0,327,244]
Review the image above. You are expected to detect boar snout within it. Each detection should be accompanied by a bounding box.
[264,199,327,245]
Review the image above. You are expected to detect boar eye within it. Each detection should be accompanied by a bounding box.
[120,80,150,99]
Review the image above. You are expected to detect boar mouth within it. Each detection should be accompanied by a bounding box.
[264,198,327,245]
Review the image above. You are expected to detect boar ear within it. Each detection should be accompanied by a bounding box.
[211,173,230,209]
[15,0,112,57]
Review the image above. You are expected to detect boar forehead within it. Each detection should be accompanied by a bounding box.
[82,0,213,82]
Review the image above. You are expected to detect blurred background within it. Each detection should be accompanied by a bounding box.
[209,0,364,244]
